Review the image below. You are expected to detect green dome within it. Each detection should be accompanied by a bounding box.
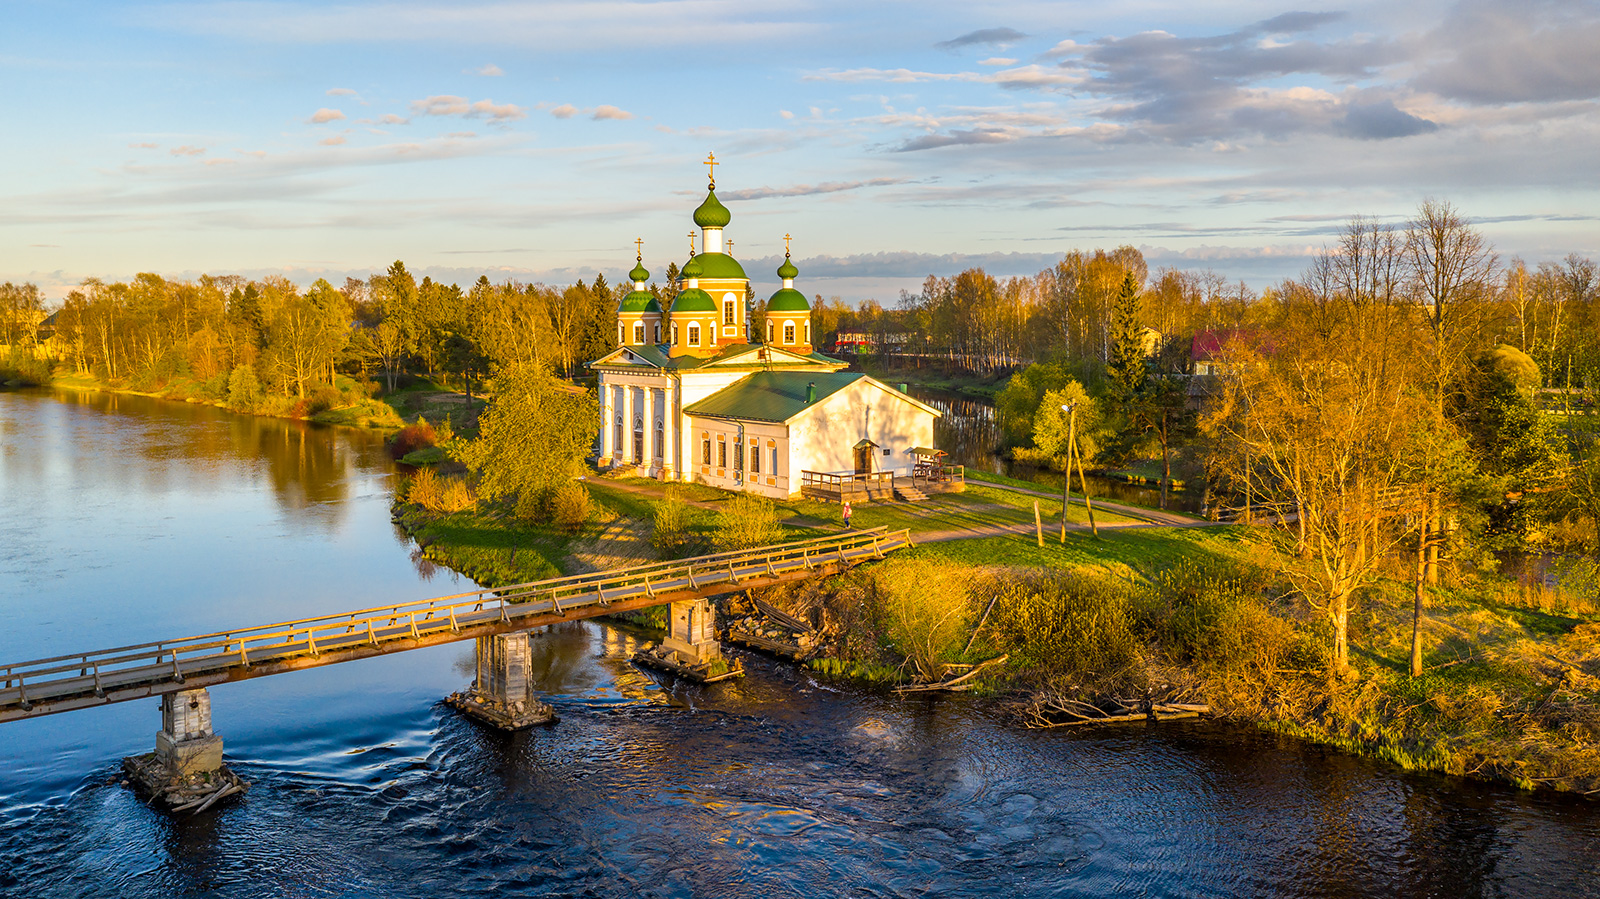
[767,287,810,312]
[681,256,703,279]
[618,290,661,314]
[693,189,732,228]
[693,252,747,280]
[671,287,716,313]
[629,261,649,282]
[777,256,799,280]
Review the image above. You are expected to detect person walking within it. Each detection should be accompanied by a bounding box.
[841,499,853,530]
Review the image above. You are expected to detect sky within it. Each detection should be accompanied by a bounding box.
[3,0,1598,305]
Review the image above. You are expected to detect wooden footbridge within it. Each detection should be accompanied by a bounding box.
[0,528,910,725]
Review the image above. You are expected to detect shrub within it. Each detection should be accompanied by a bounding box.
[1146,560,1288,677]
[652,487,692,557]
[551,481,590,533]
[405,467,477,513]
[389,415,437,459]
[308,385,343,415]
[712,493,781,552]
[227,364,260,411]
[872,560,976,679]
[988,570,1137,685]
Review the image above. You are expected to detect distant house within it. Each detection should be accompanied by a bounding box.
[1190,328,1273,376]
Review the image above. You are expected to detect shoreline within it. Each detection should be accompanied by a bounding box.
[390,487,1600,801]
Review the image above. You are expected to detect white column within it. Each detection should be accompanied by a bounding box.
[663,384,678,478]
[599,382,614,466]
[621,386,635,469]
[641,387,655,473]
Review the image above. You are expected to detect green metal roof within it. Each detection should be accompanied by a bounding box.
[588,341,847,373]
[681,255,703,279]
[692,252,747,281]
[683,372,865,423]
[670,287,716,312]
[617,289,661,313]
[629,261,649,282]
[767,287,810,312]
[693,188,732,228]
[777,256,798,280]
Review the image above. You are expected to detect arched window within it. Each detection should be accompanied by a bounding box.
[654,420,664,460]
[724,298,736,326]
[767,321,774,343]
[653,323,661,344]
[633,417,644,464]
[672,323,679,345]
[633,322,645,345]
[804,321,810,345]
[613,414,623,458]
[702,438,711,465]
[784,322,795,345]
[688,324,701,346]
[617,323,624,345]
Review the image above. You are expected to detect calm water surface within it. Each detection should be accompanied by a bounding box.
[1,388,1597,898]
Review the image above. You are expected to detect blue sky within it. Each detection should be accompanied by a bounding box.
[4,0,1598,304]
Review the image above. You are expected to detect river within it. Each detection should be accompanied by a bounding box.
[1,388,1597,898]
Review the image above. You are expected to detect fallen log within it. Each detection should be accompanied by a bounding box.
[894,654,1008,693]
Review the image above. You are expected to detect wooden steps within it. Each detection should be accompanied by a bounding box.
[894,484,928,503]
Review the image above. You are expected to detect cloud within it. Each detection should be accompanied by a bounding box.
[935,27,1028,51]
[779,109,794,119]
[717,178,907,201]
[410,95,527,122]
[978,57,1017,67]
[549,104,577,119]
[894,128,1014,152]
[326,88,358,97]
[169,146,205,156]
[320,135,346,146]
[475,63,504,76]
[1414,0,1600,103]
[1338,99,1439,139]
[446,131,477,139]
[377,113,409,125]
[128,142,158,149]
[591,104,632,120]
[308,108,347,124]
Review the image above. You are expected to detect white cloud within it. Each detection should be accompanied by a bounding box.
[320,135,346,146]
[591,104,632,120]
[409,95,527,122]
[128,142,158,149]
[978,57,1017,66]
[475,63,503,76]
[326,88,358,97]
[550,104,577,119]
[308,108,347,124]
[169,146,205,156]
[779,109,794,119]
[378,113,409,125]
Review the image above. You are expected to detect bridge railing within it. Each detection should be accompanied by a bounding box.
[0,527,910,714]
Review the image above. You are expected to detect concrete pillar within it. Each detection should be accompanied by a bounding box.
[661,599,722,665]
[448,632,556,730]
[599,385,614,467]
[641,388,655,474]
[155,688,223,777]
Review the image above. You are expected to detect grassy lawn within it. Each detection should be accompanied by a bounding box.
[397,505,572,586]
[901,524,1257,579]
[965,468,1205,521]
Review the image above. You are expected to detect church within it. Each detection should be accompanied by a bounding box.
[588,158,941,500]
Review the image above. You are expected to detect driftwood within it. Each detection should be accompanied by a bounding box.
[749,595,808,632]
[894,655,1008,693]
[962,596,999,656]
[1023,695,1211,728]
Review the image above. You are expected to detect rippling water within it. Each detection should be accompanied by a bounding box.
[2,388,1597,898]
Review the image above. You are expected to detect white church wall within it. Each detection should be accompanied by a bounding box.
[685,417,792,499]
[786,379,935,478]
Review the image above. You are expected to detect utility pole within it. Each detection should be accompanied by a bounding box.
[1060,403,1074,543]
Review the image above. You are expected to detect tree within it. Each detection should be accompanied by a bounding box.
[1106,272,1146,403]
[461,362,597,518]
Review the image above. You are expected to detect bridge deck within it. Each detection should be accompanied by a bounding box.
[0,528,910,722]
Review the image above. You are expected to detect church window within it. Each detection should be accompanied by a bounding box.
[613,415,623,457]
[673,324,679,345]
[702,438,711,465]
[734,441,743,472]
[784,323,795,344]
[654,323,661,344]
[633,323,644,345]
[717,437,727,468]
[804,322,810,345]
[633,417,644,464]
[655,420,664,459]
[766,321,774,343]
[724,299,736,326]
[750,440,759,474]
[771,446,779,475]
[688,324,701,346]
[617,323,624,345]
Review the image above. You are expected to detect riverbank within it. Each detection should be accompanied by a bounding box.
[392,469,1600,798]
[855,360,1011,400]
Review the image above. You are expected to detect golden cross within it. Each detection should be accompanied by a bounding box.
[634,237,643,261]
[704,152,717,187]
[784,233,792,254]
[687,231,696,255]
[726,239,734,256]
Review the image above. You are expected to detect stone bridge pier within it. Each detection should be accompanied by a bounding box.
[662,598,722,666]
[445,632,557,730]
[122,687,247,810]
